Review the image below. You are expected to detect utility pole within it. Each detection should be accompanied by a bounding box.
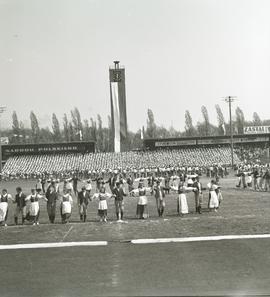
[0,106,7,174]
[224,96,237,168]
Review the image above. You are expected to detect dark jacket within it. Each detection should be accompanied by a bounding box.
[153,186,165,199]
[78,190,91,205]
[112,187,126,201]
[46,188,58,205]
[14,192,26,208]
[193,181,202,194]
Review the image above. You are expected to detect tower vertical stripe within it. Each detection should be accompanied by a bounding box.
[111,82,121,152]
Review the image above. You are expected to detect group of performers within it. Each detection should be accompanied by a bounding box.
[236,164,270,191]
[0,173,223,226]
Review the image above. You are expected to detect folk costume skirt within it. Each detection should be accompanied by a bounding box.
[209,191,219,208]
[98,200,108,216]
[0,202,8,222]
[178,194,188,214]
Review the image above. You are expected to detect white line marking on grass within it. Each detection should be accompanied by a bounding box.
[131,234,270,244]
[0,241,108,250]
[61,226,73,242]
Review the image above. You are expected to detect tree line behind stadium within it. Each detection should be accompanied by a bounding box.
[1,105,270,152]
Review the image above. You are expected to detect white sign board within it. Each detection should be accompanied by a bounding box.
[244,126,270,134]
[155,140,196,147]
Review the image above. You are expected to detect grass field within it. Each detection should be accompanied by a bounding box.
[1,174,270,296]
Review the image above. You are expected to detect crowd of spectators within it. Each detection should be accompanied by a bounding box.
[234,145,269,163]
[1,146,239,179]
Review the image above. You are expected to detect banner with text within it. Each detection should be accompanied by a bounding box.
[244,126,270,134]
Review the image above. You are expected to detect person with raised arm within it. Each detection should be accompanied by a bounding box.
[171,181,197,216]
[92,182,113,222]
[130,181,152,219]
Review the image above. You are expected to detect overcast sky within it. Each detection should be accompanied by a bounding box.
[1,0,270,132]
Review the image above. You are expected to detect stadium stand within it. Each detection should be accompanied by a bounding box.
[234,145,269,164]
[2,146,240,177]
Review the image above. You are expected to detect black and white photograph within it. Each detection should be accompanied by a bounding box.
[1,0,270,296]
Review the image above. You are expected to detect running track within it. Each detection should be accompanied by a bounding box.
[1,237,270,296]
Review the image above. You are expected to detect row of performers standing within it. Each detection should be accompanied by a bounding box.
[0,186,74,226]
[0,178,222,226]
[129,178,222,219]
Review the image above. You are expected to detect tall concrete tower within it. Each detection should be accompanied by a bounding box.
[109,61,127,152]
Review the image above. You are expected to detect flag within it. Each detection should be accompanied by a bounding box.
[79,130,82,141]
[110,81,127,152]
[222,123,226,135]
[76,130,83,141]
[141,126,144,140]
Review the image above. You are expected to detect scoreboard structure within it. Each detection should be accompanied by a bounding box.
[1,141,95,161]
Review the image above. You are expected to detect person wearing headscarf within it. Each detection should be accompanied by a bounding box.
[60,189,73,224]
[25,188,47,225]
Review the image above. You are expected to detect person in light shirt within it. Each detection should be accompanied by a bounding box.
[0,189,12,227]
[130,182,152,219]
[207,180,219,212]
[92,182,113,222]
[193,176,203,214]
[60,189,73,224]
[171,181,197,216]
[25,188,47,225]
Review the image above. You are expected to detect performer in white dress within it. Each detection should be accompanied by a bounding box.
[207,180,219,211]
[92,183,113,222]
[0,189,12,226]
[85,179,92,193]
[171,181,197,216]
[131,183,152,219]
[60,189,73,224]
[25,189,47,225]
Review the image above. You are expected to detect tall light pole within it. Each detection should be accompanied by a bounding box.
[0,106,7,174]
[223,97,237,168]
